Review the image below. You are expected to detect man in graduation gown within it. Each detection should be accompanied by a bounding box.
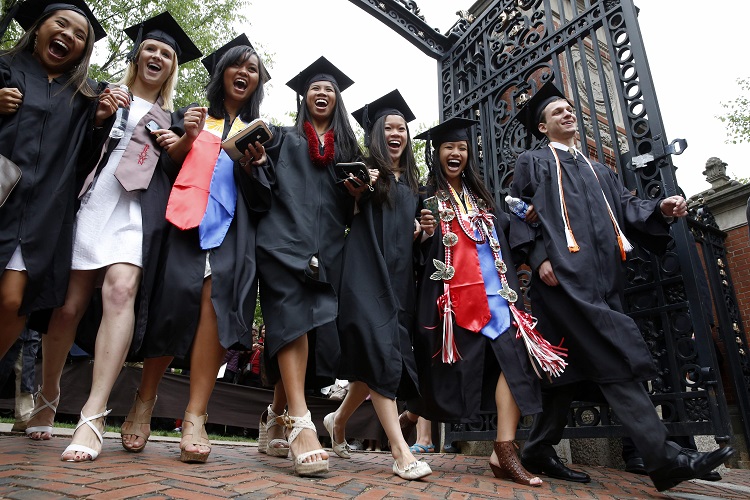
[508,81,733,492]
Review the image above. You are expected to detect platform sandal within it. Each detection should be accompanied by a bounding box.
[489,440,542,487]
[279,410,329,476]
[61,409,112,462]
[258,404,289,457]
[25,388,59,440]
[121,390,157,453]
[179,411,210,463]
[323,412,350,458]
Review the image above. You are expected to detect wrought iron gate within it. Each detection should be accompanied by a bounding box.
[351,0,736,445]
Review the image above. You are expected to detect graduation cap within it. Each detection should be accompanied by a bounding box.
[286,56,354,96]
[513,81,571,145]
[414,116,478,145]
[201,33,270,82]
[3,0,106,42]
[352,89,415,147]
[124,11,202,65]
[414,116,479,168]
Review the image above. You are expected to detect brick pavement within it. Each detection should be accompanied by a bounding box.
[1,432,749,499]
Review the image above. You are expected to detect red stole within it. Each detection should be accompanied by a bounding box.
[448,216,491,333]
[165,130,222,230]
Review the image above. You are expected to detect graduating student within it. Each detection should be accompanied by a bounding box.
[24,12,203,463]
[324,90,431,480]
[0,0,112,359]
[410,117,545,486]
[509,81,732,491]
[256,57,363,476]
[120,34,272,463]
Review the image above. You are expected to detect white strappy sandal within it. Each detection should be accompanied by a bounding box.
[279,410,329,476]
[61,409,112,462]
[258,404,290,457]
[25,388,59,439]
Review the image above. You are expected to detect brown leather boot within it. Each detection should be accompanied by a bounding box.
[489,440,542,487]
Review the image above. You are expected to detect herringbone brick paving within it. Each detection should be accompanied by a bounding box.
[1,433,748,499]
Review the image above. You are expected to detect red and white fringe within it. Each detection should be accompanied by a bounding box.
[510,304,567,380]
[436,284,461,363]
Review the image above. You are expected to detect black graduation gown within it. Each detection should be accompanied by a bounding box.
[409,193,541,424]
[140,120,273,360]
[73,106,191,357]
[337,174,420,400]
[256,126,355,387]
[0,52,102,314]
[509,147,672,385]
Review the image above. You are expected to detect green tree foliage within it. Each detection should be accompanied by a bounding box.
[1,0,257,109]
[719,77,750,145]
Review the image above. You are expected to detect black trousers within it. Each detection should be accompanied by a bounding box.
[522,381,681,471]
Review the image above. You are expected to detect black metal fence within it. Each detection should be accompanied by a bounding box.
[351,0,743,448]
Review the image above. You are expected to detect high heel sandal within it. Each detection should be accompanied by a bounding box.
[279,410,329,476]
[121,390,157,453]
[25,387,59,440]
[489,440,542,487]
[258,405,289,457]
[61,409,112,462]
[324,412,350,459]
[179,411,210,463]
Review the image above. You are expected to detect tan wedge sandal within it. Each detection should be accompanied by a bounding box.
[279,410,329,476]
[258,404,290,457]
[121,390,157,453]
[179,411,210,463]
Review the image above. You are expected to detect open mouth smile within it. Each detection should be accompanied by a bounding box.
[48,38,70,59]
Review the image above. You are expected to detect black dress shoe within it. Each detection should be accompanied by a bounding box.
[700,470,722,481]
[521,455,591,483]
[624,457,648,475]
[649,446,734,492]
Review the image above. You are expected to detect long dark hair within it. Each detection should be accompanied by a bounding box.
[205,46,268,122]
[366,114,419,206]
[427,141,496,211]
[3,8,97,98]
[295,83,360,164]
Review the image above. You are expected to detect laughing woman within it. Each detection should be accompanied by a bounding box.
[256,57,362,477]
[120,35,272,463]
[23,12,203,462]
[324,90,431,480]
[410,118,543,486]
[0,0,112,360]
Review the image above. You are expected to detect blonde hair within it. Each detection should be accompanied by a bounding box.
[119,40,179,111]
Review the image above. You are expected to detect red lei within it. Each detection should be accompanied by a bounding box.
[303,121,335,167]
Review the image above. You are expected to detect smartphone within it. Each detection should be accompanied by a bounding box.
[335,161,369,186]
[235,120,273,153]
[424,196,440,221]
[145,120,160,134]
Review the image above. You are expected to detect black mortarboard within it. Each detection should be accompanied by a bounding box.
[514,81,570,143]
[202,33,270,81]
[415,116,478,146]
[124,11,202,65]
[352,89,415,147]
[285,56,354,96]
[8,0,106,41]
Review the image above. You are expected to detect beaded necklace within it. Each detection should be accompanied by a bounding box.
[429,183,567,377]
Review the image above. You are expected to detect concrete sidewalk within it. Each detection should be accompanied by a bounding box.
[1,429,749,499]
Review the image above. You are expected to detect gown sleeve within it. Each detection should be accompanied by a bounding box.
[509,151,548,270]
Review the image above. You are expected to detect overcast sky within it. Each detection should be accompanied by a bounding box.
[246,0,749,199]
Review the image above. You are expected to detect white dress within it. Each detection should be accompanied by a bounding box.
[71,97,153,270]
